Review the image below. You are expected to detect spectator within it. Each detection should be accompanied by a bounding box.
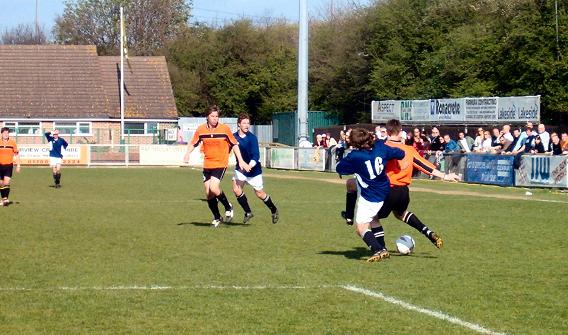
[537,124,550,151]
[502,124,514,142]
[473,127,485,150]
[506,128,521,153]
[457,131,474,152]
[314,134,323,148]
[475,130,493,153]
[561,132,568,153]
[443,134,460,153]
[531,136,546,154]
[375,125,387,142]
[327,133,337,147]
[548,133,563,155]
[513,124,534,152]
[493,136,512,154]
[491,127,501,147]
[335,130,347,160]
[514,127,537,155]
[409,128,428,157]
[428,127,443,151]
[399,129,407,144]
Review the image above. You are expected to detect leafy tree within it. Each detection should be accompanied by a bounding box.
[54,0,191,55]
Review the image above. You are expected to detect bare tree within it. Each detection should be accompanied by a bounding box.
[54,0,192,56]
[1,23,48,45]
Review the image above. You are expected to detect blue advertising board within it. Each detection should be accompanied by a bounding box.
[464,154,515,186]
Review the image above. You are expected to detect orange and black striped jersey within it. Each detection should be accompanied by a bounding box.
[190,123,238,169]
[385,140,436,186]
[0,139,18,165]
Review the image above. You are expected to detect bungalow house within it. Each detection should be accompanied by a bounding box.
[0,45,177,144]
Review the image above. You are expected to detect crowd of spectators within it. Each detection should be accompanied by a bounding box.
[310,122,568,169]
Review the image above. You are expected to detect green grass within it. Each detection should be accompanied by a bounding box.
[1,167,567,334]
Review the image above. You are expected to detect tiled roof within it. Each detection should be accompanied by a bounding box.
[0,45,177,120]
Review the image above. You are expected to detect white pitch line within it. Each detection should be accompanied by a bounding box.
[0,283,508,334]
[342,285,508,335]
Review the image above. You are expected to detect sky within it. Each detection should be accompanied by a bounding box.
[0,0,373,33]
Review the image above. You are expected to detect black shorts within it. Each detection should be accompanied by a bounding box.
[377,185,410,219]
[202,168,227,182]
[0,164,14,179]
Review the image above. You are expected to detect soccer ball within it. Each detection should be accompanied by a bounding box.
[395,235,415,255]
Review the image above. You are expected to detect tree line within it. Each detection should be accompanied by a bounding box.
[2,0,567,124]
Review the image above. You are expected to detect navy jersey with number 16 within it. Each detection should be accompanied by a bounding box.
[336,141,404,202]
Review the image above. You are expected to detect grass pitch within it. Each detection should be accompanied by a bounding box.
[1,167,567,334]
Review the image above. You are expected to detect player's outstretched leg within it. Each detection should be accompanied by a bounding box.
[398,211,443,248]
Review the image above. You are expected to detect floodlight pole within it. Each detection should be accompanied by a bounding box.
[297,0,309,145]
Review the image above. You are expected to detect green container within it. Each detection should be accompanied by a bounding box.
[273,111,338,146]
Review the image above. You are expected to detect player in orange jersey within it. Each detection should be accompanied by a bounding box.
[183,106,251,227]
[341,119,460,249]
[0,127,21,206]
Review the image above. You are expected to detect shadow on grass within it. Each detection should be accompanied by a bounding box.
[177,221,251,227]
[319,248,438,260]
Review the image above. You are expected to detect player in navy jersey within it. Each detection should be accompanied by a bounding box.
[231,114,279,224]
[45,130,68,188]
[336,128,405,262]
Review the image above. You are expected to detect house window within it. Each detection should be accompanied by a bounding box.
[77,122,91,135]
[2,122,41,135]
[123,122,158,135]
[53,122,92,135]
[124,122,145,135]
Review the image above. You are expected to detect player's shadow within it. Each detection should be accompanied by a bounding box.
[319,248,369,260]
[177,221,251,227]
[319,248,438,260]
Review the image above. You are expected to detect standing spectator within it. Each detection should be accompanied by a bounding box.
[475,130,493,152]
[327,133,337,147]
[514,127,537,154]
[473,127,485,151]
[0,127,21,206]
[561,132,568,153]
[375,125,388,142]
[531,136,546,154]
[493,136,513,154]
[335,130,347,160]
[513,124,534,152]
[399,129,407,144]
[537,124,550,151]
[491,127,501,147]
[443,134,460,153]
[45,129,69,188]
[457,131,474,152]
[314,134,323,148]
[506,128,521,153]
[409,128,428,157]
[502,124,514,142]
[428,127,442,151]
[548,133,563,155]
